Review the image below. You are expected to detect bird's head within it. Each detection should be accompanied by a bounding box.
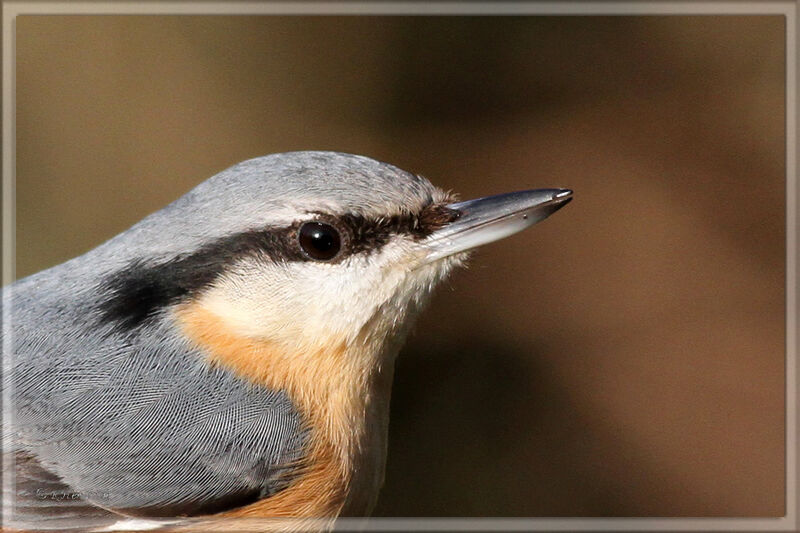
[97,151,571,396]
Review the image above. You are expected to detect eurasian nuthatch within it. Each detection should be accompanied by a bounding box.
[2,151,571,531]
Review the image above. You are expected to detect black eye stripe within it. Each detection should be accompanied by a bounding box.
[313,202,460,255]
[98,203,460,333]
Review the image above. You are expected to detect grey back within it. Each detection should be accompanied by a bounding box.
[4,262,307,527]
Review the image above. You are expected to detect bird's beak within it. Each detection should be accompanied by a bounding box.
[423,188,573,263]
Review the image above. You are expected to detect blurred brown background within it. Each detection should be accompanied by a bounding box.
[15,15,785,516]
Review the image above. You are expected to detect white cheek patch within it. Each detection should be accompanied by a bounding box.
[194,237,459,350]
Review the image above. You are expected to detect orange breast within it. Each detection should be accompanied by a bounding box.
[173,303,366,520]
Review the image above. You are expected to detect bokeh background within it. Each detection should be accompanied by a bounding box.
[15,15,785,516]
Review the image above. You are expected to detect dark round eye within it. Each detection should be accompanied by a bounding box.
[298,222,342,261]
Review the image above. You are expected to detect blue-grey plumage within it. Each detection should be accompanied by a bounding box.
[2,151,572,531]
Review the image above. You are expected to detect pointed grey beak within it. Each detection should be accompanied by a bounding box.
[424,188,573,262]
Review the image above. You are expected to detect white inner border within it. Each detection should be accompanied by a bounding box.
[2,2,796,531]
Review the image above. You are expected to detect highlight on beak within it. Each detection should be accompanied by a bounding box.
[424,188,573,262]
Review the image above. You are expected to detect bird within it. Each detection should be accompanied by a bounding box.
[2,151,572,532]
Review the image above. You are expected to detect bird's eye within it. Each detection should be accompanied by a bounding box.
[298,222,342,261]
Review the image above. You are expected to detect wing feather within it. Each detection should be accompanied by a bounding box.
[5,276,307,527]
